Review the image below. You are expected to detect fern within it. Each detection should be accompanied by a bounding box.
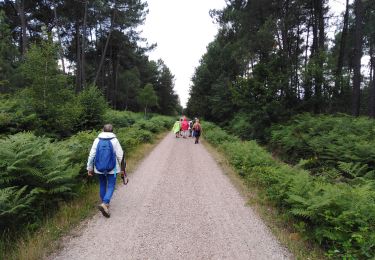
[205,121,375,258]
[0,133,79,232]
[337,162,370,178]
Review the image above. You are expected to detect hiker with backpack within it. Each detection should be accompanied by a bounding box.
[87,124,127,218]
[192,119,202,144]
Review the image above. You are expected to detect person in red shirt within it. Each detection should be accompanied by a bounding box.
[181,116,189,139]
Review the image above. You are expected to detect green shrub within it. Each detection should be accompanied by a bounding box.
[103,110,142,128]
[271,113,375,182]
[76,86,107,131]
[204,122,375,259]
[0,94,37,134]
[148,115,175,130]
[0,133,79,232]
[61,130,99,179]
[133,119,160,133]
[228,113,255,140]
[202,122,240,146]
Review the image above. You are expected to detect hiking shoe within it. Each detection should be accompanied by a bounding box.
[98,203,110,218]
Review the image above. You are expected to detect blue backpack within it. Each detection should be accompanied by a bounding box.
[95,138,116,173]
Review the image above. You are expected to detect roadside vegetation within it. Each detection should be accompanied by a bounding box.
[186,1,375,258]
[203,119,375,259]
[0,110,174,259]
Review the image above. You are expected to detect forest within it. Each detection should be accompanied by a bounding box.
[186,0,375,258]
[0,0,181,132]
[187,0,375,141]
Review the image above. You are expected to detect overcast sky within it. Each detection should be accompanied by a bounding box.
[140,0,226,107]
[140,0,347,108]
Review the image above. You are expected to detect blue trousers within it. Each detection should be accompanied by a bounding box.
[98,174,116,204]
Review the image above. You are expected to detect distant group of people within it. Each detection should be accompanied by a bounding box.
[172,116,202,144]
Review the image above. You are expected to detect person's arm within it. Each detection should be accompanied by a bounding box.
[114,138,129,184]
[87,138,99,176]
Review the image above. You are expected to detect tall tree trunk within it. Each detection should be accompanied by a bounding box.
[75,22,81,92]
[94,0,117,86]
[312,0,325,113]
[369,43,375,117]
[81,0,88,88]
[16,0,27,57]
[352,0,364,117]
[295,24,301,100]
[334,0,349,97]
[53,6,66,74]
[113,58,119,109]
[311,2,318,58]
[304,18,310,72]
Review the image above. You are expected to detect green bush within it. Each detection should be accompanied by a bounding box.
[75,86,107,131]
[61,130,99,179]
[202,122,240,146]
[133,119,160,133]
[228,113,255,140]
[103,110,142,128]
[0,133,79,231]
[148,115,175,130]
[204,122,375,259]
[270,113,375,182]
[116,127,151,153]
[0,94,37,134]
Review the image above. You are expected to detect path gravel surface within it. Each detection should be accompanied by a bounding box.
[50,134,292,260]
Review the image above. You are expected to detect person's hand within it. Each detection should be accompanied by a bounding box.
[120,171,129,185]
[88,170,94,177]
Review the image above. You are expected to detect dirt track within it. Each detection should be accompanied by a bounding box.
[50,134,292,260]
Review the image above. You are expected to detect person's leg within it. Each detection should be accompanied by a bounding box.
[195,132,200,143]
[102,174,117,204]
[98,174,107,202]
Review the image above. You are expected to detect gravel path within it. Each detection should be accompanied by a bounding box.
[50,134,292,260]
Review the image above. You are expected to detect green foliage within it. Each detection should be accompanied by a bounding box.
[204,122,375,259]
[19,40,80,137]
[0,94,37,134]
[0,133,79,231]
[60,130,99,180]
[0,11,19,93]
[0,1,181,115]
[149,115,175,129]
[202,122,240,146]
[76,86,107,131]
[103,109,142,128]
[137,83,158,116]
[271,113,375,182]
[0,110,174,237]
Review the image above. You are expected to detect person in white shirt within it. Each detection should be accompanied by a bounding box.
[87,124,127,217]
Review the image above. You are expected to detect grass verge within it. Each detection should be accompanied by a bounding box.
[2,132,168,260]
[202,138,326,260]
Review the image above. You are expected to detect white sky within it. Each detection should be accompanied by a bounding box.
[140,0,226,107]
[140,0,349,108]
